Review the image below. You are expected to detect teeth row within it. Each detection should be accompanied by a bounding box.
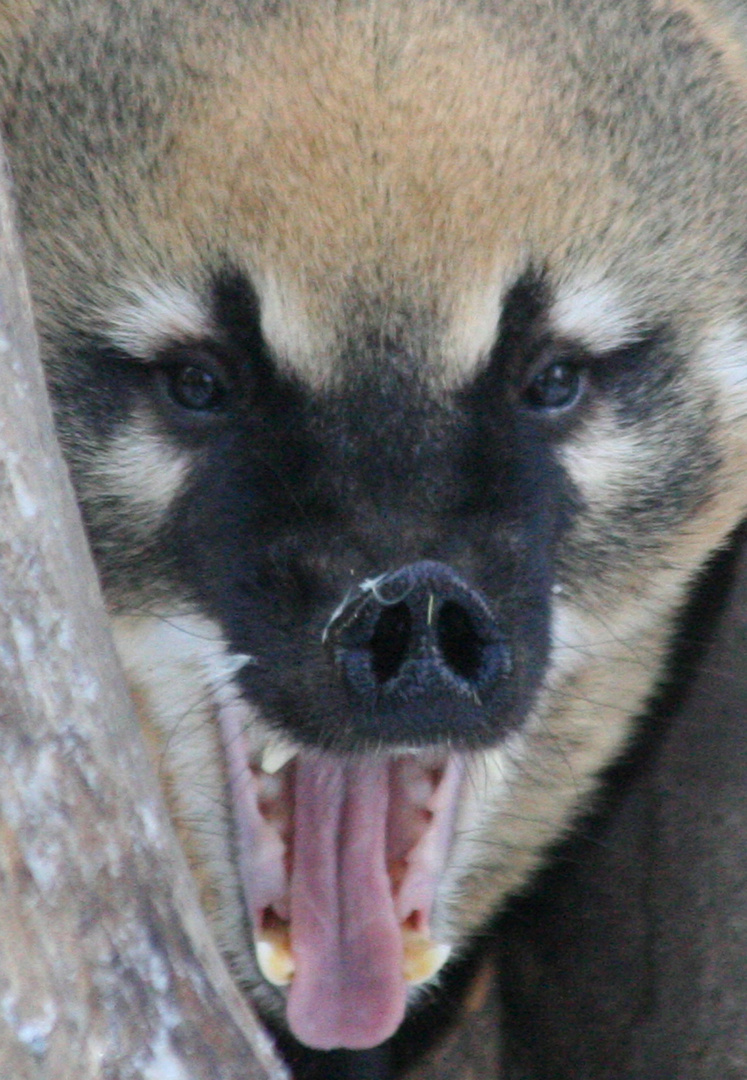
[254,924,451,989]
[256,743,449,776]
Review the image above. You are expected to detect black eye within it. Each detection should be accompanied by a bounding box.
[166,363,225,410]
[523,359,584,412]
[154,347,233,416]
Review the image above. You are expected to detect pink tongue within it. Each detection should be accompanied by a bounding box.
[286,756,407,1050]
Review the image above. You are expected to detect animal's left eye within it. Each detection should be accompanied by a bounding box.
[522,358,585,412]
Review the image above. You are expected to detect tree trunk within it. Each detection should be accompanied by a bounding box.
[0,144,288,1079]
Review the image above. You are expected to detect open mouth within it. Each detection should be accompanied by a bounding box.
[218,696,465,1050]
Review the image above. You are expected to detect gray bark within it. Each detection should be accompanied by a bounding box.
[0,143,288,1079]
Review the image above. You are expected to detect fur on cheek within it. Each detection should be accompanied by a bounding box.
[110,611,268,981]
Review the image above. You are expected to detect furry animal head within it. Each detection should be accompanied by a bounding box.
[3,0,747,1052]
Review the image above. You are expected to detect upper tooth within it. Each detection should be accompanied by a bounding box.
[255,922,295,987]
[260,741,297,775]
[402,929,451,985]
[221,652,254,677]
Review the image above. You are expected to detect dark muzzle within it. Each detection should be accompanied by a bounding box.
[324,561,513,744]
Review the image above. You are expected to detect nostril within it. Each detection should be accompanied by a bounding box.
[369,601,413,684]
[436,599,484,682]
[323,560,521,747]
[327,560,511,717]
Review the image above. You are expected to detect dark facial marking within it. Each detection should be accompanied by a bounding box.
[155,267,577,750]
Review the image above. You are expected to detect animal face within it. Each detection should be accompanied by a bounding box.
[3,0,747,1054]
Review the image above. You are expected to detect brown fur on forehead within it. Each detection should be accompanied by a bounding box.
[122,0,747,380]
[147,2,625,372]
[10,0,747,389]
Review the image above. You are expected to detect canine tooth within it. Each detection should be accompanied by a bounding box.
[402,929,451,985]
[255,923,295,986]
[260,741,297,775]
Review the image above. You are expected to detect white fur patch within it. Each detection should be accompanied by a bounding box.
[111,611,261,974]
[548,594,656,689]
[702,320,747,408]
[87,415,189,526]
[105,281,210,359]
[443,261,524,381]
[551,276,643,352]
[258,273,333,384]
[559,406,644,499]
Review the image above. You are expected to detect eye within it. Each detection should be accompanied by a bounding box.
[522,357,585,412]
[154,347,233,415]
[166,363,225,411]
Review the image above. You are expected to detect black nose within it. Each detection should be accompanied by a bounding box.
[324,561,512,743]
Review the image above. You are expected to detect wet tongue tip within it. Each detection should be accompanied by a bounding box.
[286,956,408,1050]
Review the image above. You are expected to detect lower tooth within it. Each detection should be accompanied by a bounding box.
[402,929,451,985]
[255,923,295,987]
